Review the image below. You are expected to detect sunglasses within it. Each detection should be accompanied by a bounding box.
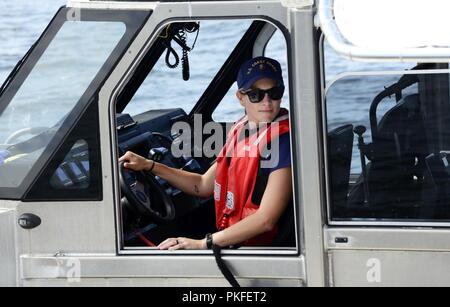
[240,86,285,103]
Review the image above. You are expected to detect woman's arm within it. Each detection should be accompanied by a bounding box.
[211,166,292,247]
[159,166,293,250]
[119,151,216,198]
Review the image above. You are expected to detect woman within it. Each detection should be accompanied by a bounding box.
[119,56,293,250]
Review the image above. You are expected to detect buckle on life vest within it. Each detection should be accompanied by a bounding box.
[219,214,230,230]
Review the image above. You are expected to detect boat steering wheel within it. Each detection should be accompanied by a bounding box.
[119,162,175,224]
[4,126,49,145]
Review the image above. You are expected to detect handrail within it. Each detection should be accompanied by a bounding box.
[369,74,418,139]
[317,0,450,62]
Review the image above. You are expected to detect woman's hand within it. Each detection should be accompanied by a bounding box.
[119,151,154,172]
[158,237,207,250]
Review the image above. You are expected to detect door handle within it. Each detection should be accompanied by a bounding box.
[18,213,41,230]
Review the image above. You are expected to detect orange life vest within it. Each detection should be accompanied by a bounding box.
[214,109,290,246]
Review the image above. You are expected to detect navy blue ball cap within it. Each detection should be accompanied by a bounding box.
[237,56,284,91]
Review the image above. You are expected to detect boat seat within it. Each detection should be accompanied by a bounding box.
[420,153,450,219]
[372,94,427,199]
[373,94,426,172]
[349,94,428,217]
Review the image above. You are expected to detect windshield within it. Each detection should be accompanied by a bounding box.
[0,20,126,188]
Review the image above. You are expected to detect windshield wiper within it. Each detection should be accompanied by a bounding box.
[0,40,38,99]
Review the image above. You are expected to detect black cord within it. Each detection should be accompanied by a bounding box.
[162,23,200,80]
[163,40,180,69]
[172,29,191,81]
[212,244,240,288]
[188,23,200,50]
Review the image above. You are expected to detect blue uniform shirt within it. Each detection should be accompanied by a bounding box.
[260,133,291,176]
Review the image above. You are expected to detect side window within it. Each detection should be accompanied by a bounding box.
[325,45,450,221]
[211,83,245,123]
[117,19,296,251]
[264,29,290,112]
[0,8,150,200]
[123,20,252,116]
[0,19,125,191]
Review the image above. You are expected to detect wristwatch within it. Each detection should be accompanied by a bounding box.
[205,233,213,249]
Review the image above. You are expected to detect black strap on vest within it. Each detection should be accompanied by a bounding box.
[213,245,240,288]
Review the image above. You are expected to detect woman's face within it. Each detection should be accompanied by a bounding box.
[237,78,282,124]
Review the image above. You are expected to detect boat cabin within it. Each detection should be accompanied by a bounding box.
[2,0,450,286]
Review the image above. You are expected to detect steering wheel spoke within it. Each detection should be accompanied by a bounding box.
[130,181,151,210]
[119,162,175,224]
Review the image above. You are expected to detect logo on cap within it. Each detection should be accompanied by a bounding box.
[246,59,278,75]
[238,56,283,91]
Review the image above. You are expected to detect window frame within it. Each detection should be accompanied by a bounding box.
[0,7,151,200]
[112,16,300,255]
[321,34,450,226]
